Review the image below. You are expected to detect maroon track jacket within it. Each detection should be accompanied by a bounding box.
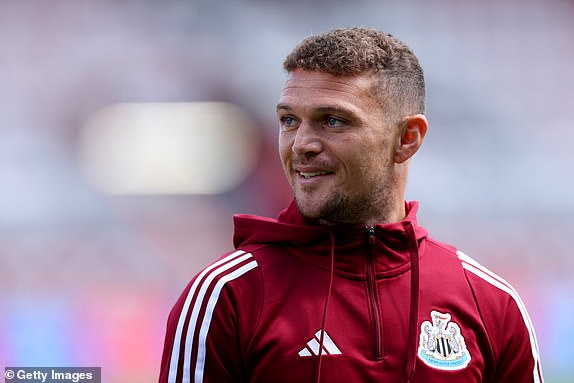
[159,201,544,382]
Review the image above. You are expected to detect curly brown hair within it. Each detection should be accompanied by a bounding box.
[283,28,425,117]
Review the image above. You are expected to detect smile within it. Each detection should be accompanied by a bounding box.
[298,171,333,179]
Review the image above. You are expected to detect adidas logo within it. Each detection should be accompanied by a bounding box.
[298,330,342,357]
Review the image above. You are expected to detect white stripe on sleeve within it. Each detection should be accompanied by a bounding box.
[194,260,258,383]
[167,250,251,383]
[457,250,544,383]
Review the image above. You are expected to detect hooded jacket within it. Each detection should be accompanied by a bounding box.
[159,201,544,383]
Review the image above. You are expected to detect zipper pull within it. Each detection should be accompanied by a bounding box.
[368,226,376,245]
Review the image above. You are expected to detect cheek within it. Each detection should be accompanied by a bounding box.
[349,144,393,178]
[366,135,396,163]
[278,135,293,166]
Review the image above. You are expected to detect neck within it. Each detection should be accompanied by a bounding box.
[318,197,406,227]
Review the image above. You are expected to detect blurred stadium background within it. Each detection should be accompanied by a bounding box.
[1,0,573,381]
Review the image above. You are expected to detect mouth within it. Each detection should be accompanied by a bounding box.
[298,170,334,179]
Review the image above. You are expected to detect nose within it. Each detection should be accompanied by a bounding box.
[292,122,322,156]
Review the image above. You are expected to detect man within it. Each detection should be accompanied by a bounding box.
[159,28,544,383]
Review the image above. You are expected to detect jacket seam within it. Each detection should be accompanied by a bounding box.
[461,268,498,380]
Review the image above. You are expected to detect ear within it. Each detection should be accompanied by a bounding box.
[394,114,428,164]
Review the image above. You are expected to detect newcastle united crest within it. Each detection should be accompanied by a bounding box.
[417,310,471,370]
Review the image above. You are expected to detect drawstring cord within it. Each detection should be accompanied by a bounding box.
[315,228,336,383]
[314,222,419,382]
[404,221,420,383]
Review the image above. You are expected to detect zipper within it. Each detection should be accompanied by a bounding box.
[366,226,383,360]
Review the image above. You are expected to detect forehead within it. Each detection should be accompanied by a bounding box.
[277,69,379,113]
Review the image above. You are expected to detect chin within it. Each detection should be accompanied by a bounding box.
[294,198,324,220]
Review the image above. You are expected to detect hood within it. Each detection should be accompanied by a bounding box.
[233,200,428,278]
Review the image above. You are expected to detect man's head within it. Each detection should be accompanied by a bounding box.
[277,28,428,225]
[283,27,425,120]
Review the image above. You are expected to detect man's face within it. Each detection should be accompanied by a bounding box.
[277,69,401,224]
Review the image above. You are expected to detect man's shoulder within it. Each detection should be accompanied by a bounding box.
[181,249,262,298]
[189,243,300,293]
[424,236,458,257]
[423,237,518,303]
[455,249,521,304]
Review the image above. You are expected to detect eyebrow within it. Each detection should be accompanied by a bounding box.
[315,105,356,116]
[276,103,292,112]
[276,103,357,117]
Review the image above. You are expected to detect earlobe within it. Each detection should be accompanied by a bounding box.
[394,114,428,164]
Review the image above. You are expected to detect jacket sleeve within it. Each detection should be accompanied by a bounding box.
[158,251,260,383]
[485,294,543,383]
[463,264,544,383]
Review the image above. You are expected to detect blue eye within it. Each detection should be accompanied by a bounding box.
[326,117,344,127]
[280,116,298,128]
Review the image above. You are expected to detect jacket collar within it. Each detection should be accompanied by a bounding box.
[233,200,428,278]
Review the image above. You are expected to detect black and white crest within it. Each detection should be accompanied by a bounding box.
[417,310,471,370]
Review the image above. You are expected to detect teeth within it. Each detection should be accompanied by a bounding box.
[300,171,330,179]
